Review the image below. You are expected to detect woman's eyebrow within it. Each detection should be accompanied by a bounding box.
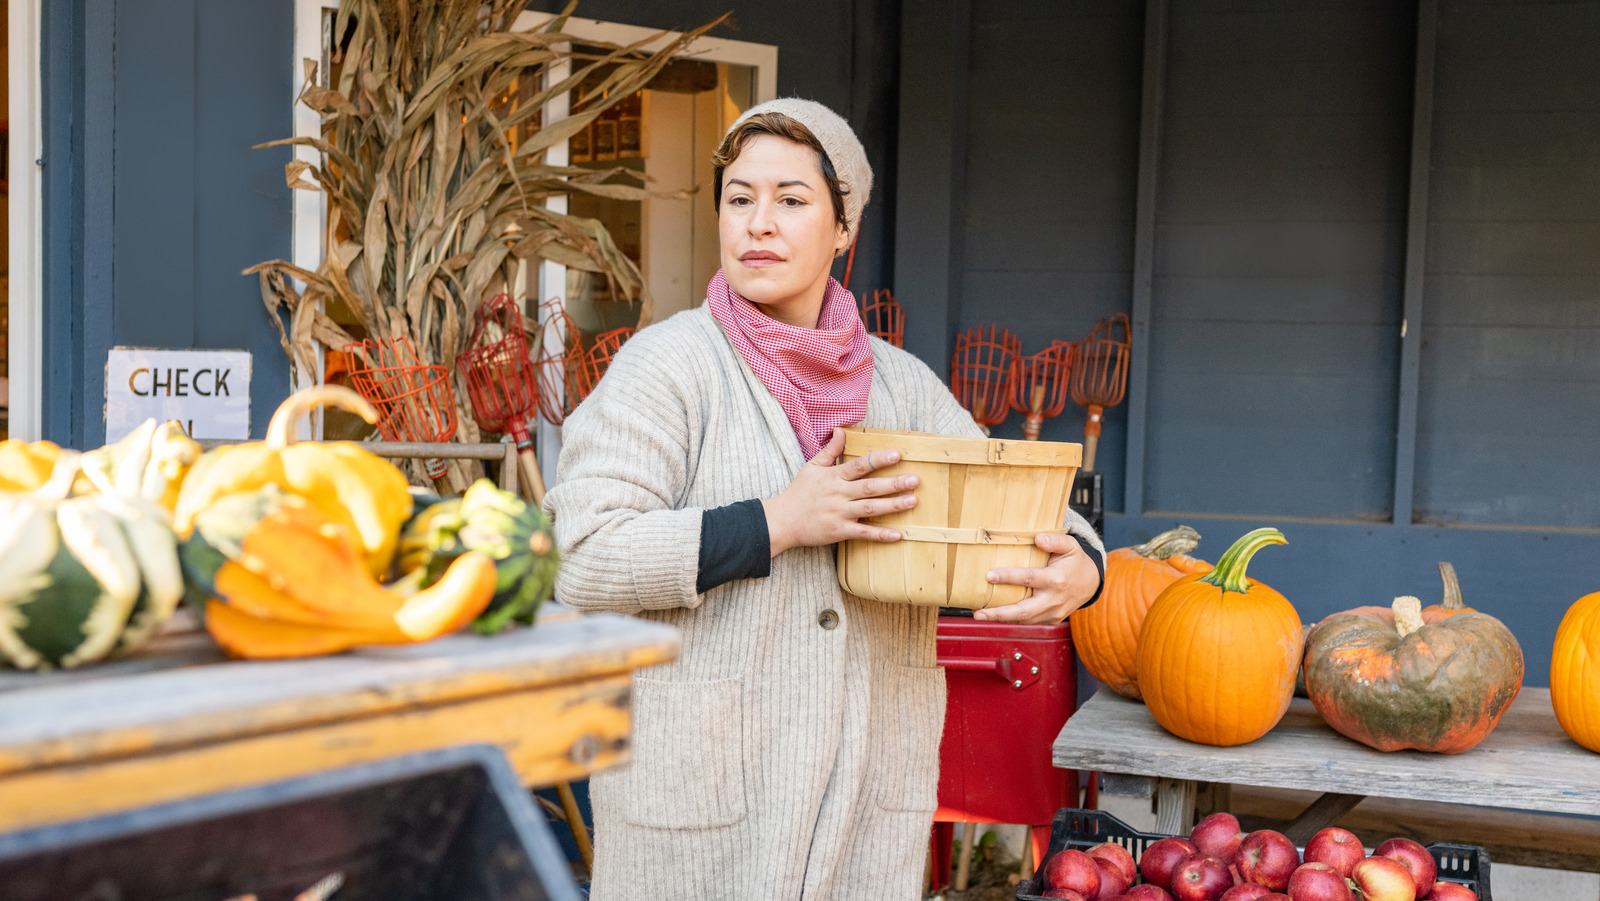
[725,178,813,189]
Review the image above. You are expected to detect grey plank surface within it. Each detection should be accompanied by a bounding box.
[1146,0,1412,522]
[1054,687,1600,817]
[0,614,678,763]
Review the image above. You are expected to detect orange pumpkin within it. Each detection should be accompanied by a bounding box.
[1136,528,1301,747]
[1072,526,1212,699]
[1303,565,1523,754]
[1552,590,1600,753]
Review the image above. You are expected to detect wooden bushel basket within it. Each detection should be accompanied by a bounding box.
[836,428,1082,609]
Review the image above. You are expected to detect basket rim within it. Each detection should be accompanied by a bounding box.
[841,427,1082,468]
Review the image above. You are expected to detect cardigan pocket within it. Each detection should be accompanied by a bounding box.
[869,663,947,813]
[622,674,748,829]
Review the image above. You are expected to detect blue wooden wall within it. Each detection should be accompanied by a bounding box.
[896,0,1600,688]
[42,0,293,446]
[1418,1,1600,528]
[37,0,1599,685]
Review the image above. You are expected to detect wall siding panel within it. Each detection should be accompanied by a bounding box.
[194,0,294,439]
[1144,0,1414,518]
[959,0,1145,508]
[1418,0,1600,527]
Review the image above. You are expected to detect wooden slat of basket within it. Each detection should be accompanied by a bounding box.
[843,428,1081,468]
[895,526,1064,545]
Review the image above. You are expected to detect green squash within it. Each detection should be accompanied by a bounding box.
[396,480,558,634]
[0,454,184,670]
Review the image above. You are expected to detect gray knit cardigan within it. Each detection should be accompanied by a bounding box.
[545,306,1103,900]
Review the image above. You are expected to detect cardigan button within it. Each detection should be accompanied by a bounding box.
[818,609,840,630]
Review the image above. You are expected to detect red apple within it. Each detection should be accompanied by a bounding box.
[1422,882,1477,900]
[1140,837,1200,889]
[1043,891,1089,901]
[1191,812,1247,861]
[1302,827,1365,878]
[1090,841,1139,884]
[1375,838,1437,891]
[1285,862,1355,901]
[1233,830,1300,891]
[1262,896,1292,900]
[1171,854,1234,901]
[1351,856,1417,901]
[1219,886,1271,901]
[1096,858,1133,899]
[1043,849,1103,897]
[1123,886,1177,901]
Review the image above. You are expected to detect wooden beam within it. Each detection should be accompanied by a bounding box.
[1153,777,1196,835]
[1121,0,1169,516]
[893,0,971,379]
[1230,784,1600,875]
[1392,0,1439,525]
[1283,792,1367,844]
[0,674,635,833]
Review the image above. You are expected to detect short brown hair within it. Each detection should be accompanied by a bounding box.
[712,113,850,234]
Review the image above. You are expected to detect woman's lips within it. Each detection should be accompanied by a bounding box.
[740,251,782,268]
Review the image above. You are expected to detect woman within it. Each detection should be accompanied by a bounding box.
[546,98,1104,900]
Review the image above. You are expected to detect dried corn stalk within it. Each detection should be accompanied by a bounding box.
[246,0,717,475]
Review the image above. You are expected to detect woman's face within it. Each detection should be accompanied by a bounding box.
[718,134,850,328]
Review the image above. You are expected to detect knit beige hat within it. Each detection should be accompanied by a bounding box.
[727,98,873,241]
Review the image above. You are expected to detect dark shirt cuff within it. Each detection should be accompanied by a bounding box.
[696,499,772,594]
[1074,535,1106,607]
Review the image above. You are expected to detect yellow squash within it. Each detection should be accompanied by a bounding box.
[174,386,412,577]
[0,439,64,492]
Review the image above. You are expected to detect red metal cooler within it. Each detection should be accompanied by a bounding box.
[930,616,1079,886]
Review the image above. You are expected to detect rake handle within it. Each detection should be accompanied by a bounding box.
[517,448,547,505]
[1082,403,1104,471]
[1023,384,1047,441]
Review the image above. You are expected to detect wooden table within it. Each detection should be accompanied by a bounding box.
[1054,687,1600,847]
[0,611,678,833]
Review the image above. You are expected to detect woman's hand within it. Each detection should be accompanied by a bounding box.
[973,532,1102,624]
[762,428,919,556]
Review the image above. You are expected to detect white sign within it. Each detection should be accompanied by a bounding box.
[106,348,252,443]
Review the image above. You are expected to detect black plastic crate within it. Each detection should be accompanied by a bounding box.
[0,745,583,901]
[1017,808,1491,900]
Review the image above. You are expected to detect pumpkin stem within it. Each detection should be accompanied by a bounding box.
[1132,525,1201,560]
[1197,527,1286,594]
[1393,596,1425,638]
[1437,562,1464,610]
[264,386,379,449]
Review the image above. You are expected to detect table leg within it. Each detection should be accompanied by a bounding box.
[1283,792,1367,845]
[1153,778,1198,835]
[556,781,594,871]
[955,822,978,890]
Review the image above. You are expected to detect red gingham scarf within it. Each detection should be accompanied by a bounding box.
[706,270,874,460]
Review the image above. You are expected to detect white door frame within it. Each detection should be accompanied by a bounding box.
[7,0,43,440]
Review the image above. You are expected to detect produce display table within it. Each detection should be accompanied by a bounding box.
[1053,687,1600,854]
[0,610,678,834]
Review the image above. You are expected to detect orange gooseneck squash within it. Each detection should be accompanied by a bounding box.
[1136,528,1302,747]
[1072,526,1212,699]
[1552,589,1600,753]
